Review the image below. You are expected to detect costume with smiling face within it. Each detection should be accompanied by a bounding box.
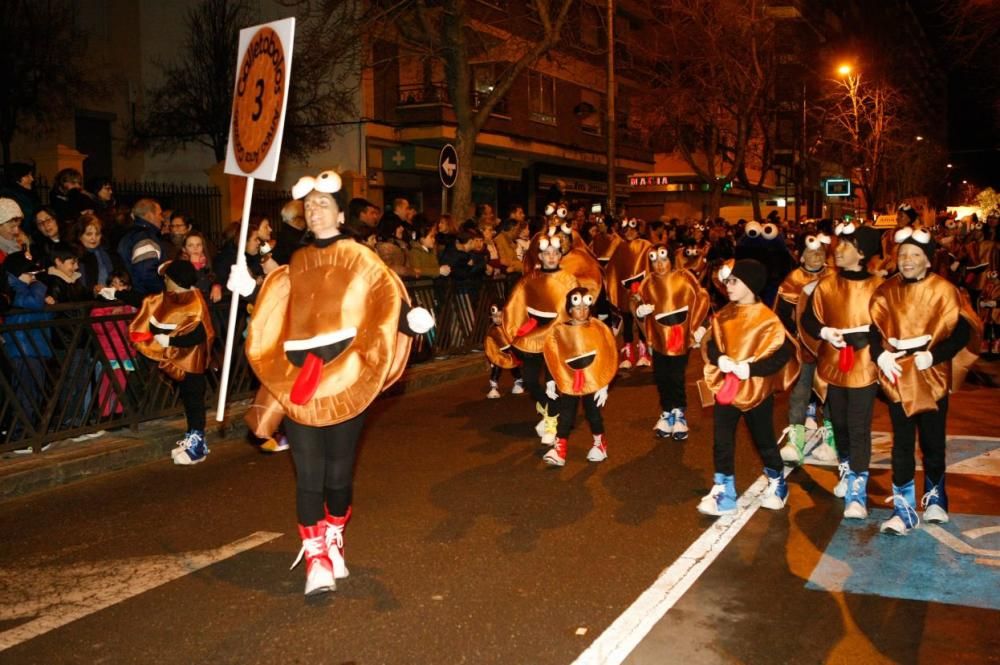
[484,303,523,398]
[540,287,616,466]
[868,228,982,535]
[524,204,603,299]
[633,245,710,440]
[245,170,432,597]
[503,235,580,445]
[605,218,653,368]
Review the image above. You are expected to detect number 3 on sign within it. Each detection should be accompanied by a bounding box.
[252,79,264,121]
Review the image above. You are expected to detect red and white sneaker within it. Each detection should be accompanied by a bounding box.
[291,522,335,595]
[544,438,567,466]
[635,340,652,367]
[619,343,634,369]
[587,433,608,462]
[324,508,351,579]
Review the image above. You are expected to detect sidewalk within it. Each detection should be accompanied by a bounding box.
[0,353,487,503]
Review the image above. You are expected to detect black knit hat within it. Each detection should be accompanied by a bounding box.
[837,224,882,260]
[2,251,41,278]
[730,259,767,295]
[895,227,936,263]
[164,259,198,289]
[898,204,918,224]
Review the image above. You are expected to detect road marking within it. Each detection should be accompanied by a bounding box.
[0,531,282,652]
[571,470,787,665]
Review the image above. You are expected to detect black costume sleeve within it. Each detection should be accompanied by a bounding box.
[170,323,207,348]
[775,297,796,335]
[706,338,722,364]
[749,338,794,377]
[931,316,971,365]
[800,292,823,338]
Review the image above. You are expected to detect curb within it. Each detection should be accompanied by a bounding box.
[0,354,485,503]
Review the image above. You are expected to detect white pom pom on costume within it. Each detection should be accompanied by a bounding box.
[407,307,435,334]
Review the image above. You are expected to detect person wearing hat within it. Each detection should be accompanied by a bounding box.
[774,231,837,465]
[0,163,40,230]
[869,228,981,535]
[129,258,215,465]
[800,222,883,520]
[0,197,27,259]
[877,204,919,276]
[698,259,800,517]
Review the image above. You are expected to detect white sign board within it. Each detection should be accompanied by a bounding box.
[223,17,295,181]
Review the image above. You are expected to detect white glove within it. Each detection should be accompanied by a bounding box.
[227,262,256,297]
[545,380,558,401]
[733,361,751,380]
[153,333,171,348]
[635,303,654,318]
[718,355,737,374]
[692,326,707,344]
[594,385,609,408]
[950,261,960,273]
[914,350,934,371]
[820,326,846,348]
[99,286,118,300]
[877,350,904,382]
[438,265,452,276]
[406,307,435,334]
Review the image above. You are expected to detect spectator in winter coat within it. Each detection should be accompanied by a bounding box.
[50,168,95,224]
[0,163,41,230]
[71,214,124,297]
[0,198,27,259]
[117,198,169,295]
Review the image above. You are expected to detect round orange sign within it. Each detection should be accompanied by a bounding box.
[231,26,286,173]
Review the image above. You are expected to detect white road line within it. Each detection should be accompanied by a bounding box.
[0,531,282,652]
[571,470,788,665]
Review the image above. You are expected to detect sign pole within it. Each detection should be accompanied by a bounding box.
[216,175,255,421]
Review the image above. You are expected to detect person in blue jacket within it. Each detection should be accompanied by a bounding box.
[117,198,169,296]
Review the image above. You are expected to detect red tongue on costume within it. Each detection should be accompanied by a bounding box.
[572,369,585,393]
[130,331,153,343]
[291,352,324,405]
[667,325,685,354]
[716,373,741,405]
[515,318,538,338]
[629,282,642,295]
[838,346,855,373]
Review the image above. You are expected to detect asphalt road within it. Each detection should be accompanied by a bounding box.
[2,358,998,664]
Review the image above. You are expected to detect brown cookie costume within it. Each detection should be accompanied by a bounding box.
[543,318,617,396]
[130,290,214,381]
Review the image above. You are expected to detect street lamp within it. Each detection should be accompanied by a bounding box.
[837,64,852,76]
[915,135,924,142]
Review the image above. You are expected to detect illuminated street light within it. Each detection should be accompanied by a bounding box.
[963,180,968,184]
[837,64,852,76]
[947,163,953,168]
[915,135,924,141]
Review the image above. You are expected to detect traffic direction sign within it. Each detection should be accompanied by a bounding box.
[439,144,458,188]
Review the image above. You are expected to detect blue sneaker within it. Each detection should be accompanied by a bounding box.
[174,430,207,466]
[698,473,738,516]
[805,402,818,430]
[761,467,788,510]
[843,471,869,519]
[654,410,675,438]
[671,408,689,441]
[880,480,920,535]
[921,474,949,524]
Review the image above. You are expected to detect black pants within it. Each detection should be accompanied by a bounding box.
[285,412,366,525]
[713,395,782,476]
[621,312,647,344]
[889,396,948,486]
[555,393,604,438]
[489,365,523,383]
[515,350,552,410]
[826,383,878,473]
[178,372,206,432]
[652,350,689,411]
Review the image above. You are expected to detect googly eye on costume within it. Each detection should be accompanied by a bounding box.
[292,171,343,200]
[561,222,572,235]
[804,235,822,251]
[685,248,699,257]
[945,220,956,229]
[658,247,670,261]
[817,233,831,245]
[762,223,778,240]
[648,250,658,262]
[539,237,562,252]
[894,227,931,244]
[718,263,732,281]
[556,206,568,219]
[835,222,856,236]
[583,294,593,306]
[627,219,638,229]
[545,204,556,217]
[745,221,762,237]
[490,305,500,315]
[989,270,998,280]
[571,293,583,307]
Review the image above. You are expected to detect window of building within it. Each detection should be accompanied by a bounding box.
[578,88,603,135]
[529,71,556,125]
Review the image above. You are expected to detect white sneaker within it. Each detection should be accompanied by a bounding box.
[833,462,850,498]
[511,380,525,395]
[543,439,566,466]
[923,504,949,524]
[618,358,633,369]
[843,502,868,519]
[879,514,913,535]
[653,411,673,437]
[587,435,608,462]
[487,387,501,399]
[535,417,547,437]
[810,442,838,463]
[804,416,819,430]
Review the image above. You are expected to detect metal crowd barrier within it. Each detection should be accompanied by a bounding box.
[0,273,519,454]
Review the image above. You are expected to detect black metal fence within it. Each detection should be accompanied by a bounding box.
[0,274,518,454]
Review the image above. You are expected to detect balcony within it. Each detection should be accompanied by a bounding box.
[397,82,510,117]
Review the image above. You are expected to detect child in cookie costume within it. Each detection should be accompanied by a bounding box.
[632,245,710,440]
[800,223,883,520]
[541,287,617,466]
[129,259,215,465]
[484,302,524,398]
[239,171,434,596]
[869,228,981,535]
[698,259,799,517]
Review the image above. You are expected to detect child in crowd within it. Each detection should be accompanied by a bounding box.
[91,270,138,417]
[699,259,799,517]
[129,260,215,465]
[541,287,617,466]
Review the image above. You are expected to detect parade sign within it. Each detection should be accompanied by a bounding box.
[224,18,295,181]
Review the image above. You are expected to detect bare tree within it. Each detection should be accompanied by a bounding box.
[132,0,360,164]
[0,1,106,168]
[631,0,775,218]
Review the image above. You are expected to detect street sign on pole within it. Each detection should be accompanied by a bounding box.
[439,144,458,189]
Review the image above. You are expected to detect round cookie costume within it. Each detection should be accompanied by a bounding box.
[484,303,523,398]
[869,228,982,535]
[605,219,653,368]
[245,171,432,596]
[633,245,710,440]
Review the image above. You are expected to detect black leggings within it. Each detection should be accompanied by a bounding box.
[826,383,878,473]
[515,350,552,409]
[489,365,523,383]
[285,412,366,525]
[621,312,647,344]
[889,396,948,486]
[713,395,782,476]
[179,372,206,432]
[555,393,604,438]
[652,350,689,411]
